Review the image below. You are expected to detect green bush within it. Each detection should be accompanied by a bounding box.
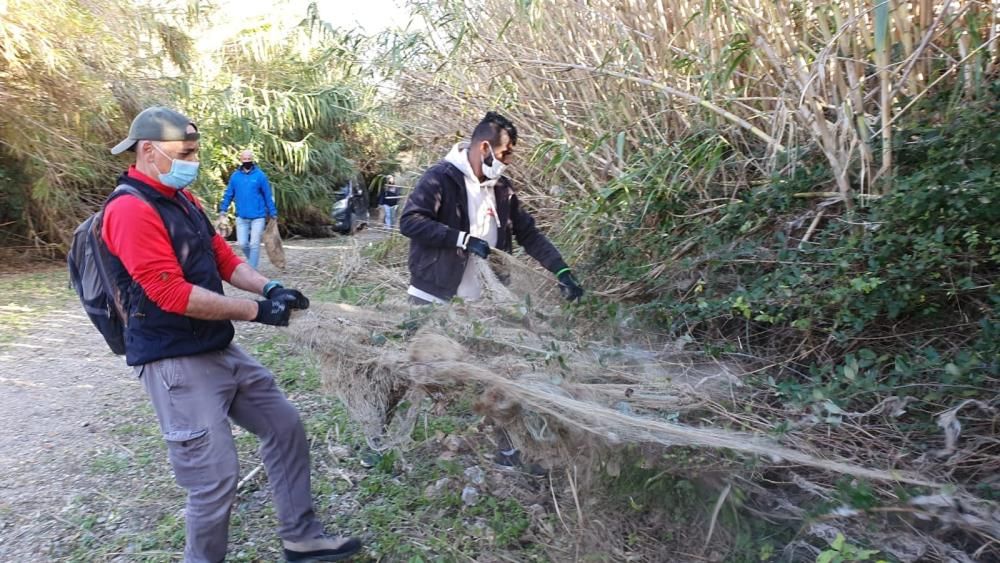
[575,94,999,416]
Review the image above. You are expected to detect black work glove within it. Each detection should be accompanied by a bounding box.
[557,270,584,302]
[254,295,297,326]
[466,236,491,259]
[265,285,310,310]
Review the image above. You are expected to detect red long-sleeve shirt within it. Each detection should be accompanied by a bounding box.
[102,166,244,314]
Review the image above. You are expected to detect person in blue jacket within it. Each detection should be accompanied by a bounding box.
[218,150,278,269]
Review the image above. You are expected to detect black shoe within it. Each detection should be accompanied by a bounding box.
[283,536,363,562]
[359,450,382,469]
[495,449,547,476]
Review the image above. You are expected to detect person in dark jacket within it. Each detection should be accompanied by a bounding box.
[399,111,584,304]
[400,111,584,472]
[378,175,400,228]
[218,150,277,269]
[105,107,361,563]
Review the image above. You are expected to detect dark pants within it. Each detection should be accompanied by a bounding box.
[137,344,323,563]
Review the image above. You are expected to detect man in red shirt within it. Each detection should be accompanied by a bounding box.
[103,107,361,562]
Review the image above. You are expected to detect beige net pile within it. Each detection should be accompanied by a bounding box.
[283,241,939,486]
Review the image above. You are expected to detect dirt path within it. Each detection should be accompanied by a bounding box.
[0,287,142,556]
[0,236,374,561]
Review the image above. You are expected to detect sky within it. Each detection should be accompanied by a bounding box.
[314,0,415,32]
[222,0,416,33]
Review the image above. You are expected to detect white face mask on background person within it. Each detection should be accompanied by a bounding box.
[481,144,506,180]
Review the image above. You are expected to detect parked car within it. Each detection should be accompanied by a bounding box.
[331,181,369,234]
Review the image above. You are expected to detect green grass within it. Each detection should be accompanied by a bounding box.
[352,463,540,561]
[410,413,468,442]
[311,282,388,306]
[62,495,186,563]
[249,336,322,392]
[88,451,132,475]
[361,234,407,262]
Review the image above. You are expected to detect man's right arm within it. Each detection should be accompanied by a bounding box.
[399,172,466,248]
[218,177,235,214]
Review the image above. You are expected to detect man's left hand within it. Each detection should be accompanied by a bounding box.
[266,286,310,309]
[466,236,491,259]
[557,270,584,302]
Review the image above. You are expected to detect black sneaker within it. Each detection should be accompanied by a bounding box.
[283,535,363,562]
[359,450,382,469]
[495,449,547,476]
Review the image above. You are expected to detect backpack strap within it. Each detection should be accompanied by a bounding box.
[94,184,154,324]
[105,183,146,207]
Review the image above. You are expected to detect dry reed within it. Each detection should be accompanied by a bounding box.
[396,0,998,249]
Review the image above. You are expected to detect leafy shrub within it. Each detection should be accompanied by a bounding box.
[575,94,999,416]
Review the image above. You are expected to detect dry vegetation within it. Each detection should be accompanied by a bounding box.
[397,0,998,212]
[2,0,999,559]
[361,1,999,559]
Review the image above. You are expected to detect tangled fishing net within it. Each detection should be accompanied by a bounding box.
[289,243,931,481]
[284,237,999,559]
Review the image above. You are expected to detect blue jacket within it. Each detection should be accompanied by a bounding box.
[108,174,235,366]
[219,164,278,219]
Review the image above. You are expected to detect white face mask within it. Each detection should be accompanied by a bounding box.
[481,144,506,180]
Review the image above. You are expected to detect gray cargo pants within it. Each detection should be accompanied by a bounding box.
[137,344,324,563]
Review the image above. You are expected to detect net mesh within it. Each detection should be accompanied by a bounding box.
[284,246,935,486]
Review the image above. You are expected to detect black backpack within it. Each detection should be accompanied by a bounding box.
[67,185,151,355]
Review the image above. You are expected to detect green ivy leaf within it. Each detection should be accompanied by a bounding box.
[844,364,857,380]
[831,533,846,551]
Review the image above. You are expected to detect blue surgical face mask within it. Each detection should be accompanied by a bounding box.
[152,143,200,189]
